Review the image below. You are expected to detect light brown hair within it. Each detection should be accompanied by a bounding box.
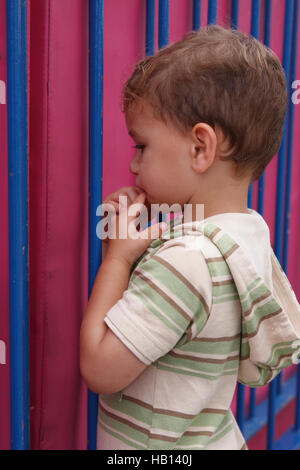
[122,25,288,182]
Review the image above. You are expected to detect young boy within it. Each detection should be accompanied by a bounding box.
[80,25,300,450]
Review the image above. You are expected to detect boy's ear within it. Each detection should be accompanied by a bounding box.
[190,123,217,173]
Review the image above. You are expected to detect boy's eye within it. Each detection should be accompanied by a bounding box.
[132,145,145,153]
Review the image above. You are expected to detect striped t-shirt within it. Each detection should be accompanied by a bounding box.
[97,210,300,450]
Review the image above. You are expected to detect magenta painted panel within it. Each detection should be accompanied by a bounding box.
[29,0,89,449]
[0,0,299,450]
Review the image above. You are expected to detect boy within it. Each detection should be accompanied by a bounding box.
[80,25,300,450]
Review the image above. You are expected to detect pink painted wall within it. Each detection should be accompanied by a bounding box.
[0,0,299,450]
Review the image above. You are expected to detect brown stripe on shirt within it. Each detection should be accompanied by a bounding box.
[149,433,179,442]
[134,270,192,323]
[194,333,241,342]
[99,402,150,436]
[122,394,198,419]
[212,278,234,286]
[223,243,239,259]
[243,290,272,317]
[205,256,224,264]
[183,430,213,437]
[242,308,283,339]
[153,255,210,317]
[207,227,222,240]
[201,408,227,414]
[169,350,239,364]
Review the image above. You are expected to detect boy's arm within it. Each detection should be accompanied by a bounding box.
[80,248,147,395]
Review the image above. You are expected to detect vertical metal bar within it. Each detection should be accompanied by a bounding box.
[231,0,247,434]
[247,0,261,209]
[250,0,273,419]
[278,0,300,400]
[6,0,30,450]
[264,0,272,45]
[274,0,294,271]
[146,0,155,56]
[231,0,239,30]
[283,0,299,434]
[207,0,218,25]
[295,363,300,431]
[158,0,169,49]
[237,383,245,433]
[283,0,299,273]
[268,0,295,451]
[251,0,261,37]
[249,389,256,418]
[257,0,271,216]
[193,0,201,30]
[267,380,277,449]
[157,0,169,225]
[88,0,104,451]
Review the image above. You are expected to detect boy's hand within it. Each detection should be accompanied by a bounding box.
[103,191,168,267]
[102,186,142,218]
[102,186,154,230]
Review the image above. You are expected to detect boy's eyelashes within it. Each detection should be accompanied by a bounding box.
[132,144,146,153]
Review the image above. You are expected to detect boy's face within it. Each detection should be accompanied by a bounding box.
[125,102,194,211]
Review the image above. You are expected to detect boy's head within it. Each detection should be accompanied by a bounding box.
[122,25,288,185]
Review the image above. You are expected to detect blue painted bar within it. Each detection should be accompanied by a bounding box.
[253,0,273,413]
[283,0,299,273]
[247,0,261,209]
[249,389,256,418]
[158,0,169,225]
[146,0,156,56]
[296,365,300,431]
[275,427,300,450]
[257,0,271,216]
[158,0,169,49]
[230,0,247,434]
[241,0,262,433]
[251,0,261,38]
[268,0,295,450]
[264,0,272,47]
[267,379,277,449]
[6,0,30,450]
[243,374,298,442]
[247,183,253,209]
[274,0,294,266]
[278,0,300,400]
[207,0,218,25]
[236,383,245,433]
[283,0,300,443]
[88,0,104,450]
[193,0,201,30]
[231,0,239,30]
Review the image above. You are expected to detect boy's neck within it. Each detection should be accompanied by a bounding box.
[182,200,249,224]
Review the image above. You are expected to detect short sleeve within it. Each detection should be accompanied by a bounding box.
[104,236,212,365]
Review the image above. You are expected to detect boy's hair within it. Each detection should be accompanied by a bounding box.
[122,25,288,182]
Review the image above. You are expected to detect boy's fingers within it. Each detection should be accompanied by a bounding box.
[127,188,139,202]
[102,200,120,213]
[138,221,168,240]
[103,186,143,208]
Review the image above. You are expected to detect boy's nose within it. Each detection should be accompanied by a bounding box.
[129,154,139,176]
